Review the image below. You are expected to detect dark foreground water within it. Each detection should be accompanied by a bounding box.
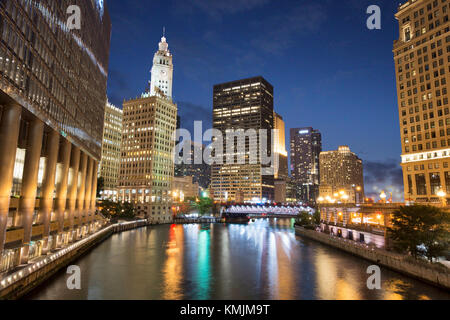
[26,219,450,300]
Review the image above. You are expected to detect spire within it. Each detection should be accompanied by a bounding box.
[159,27,168,52]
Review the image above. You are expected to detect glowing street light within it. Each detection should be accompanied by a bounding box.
[437,189,446,206]
[341,193,349,202]
[380,190,387,203]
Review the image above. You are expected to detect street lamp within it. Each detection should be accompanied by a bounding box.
[437,189,446,207]
[341,193,349,203]
[380,190,387,203]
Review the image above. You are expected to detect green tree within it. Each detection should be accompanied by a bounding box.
[388,205,450,261]
[296,211,314,227]
[193,197,212,215]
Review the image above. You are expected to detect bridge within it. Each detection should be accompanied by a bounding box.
[222,204,315,218]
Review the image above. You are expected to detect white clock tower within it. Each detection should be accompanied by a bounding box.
[150,30,173,99]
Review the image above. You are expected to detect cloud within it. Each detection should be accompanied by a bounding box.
[173,0,270,18]
[250,3,327,54]
[177,101,212,140]
[107,68,141,107]
[364,159,404,201]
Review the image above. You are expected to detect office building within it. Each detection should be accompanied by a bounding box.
[273,112,288,180]
[99,101,123,199]
[290,127,322,203]
[118,33,177,223]
[211,76,274,202]
[174,140,211,189]
[395,0,450,203]
[319,146,364,203]
[172,176,199,202]
[0,0,111,267]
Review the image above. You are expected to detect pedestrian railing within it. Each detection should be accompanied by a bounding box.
[0,219,148,291]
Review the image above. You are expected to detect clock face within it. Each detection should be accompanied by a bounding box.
[160,70,166,75]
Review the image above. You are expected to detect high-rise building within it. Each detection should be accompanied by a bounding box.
[99,101,123,199]
[290,127,322,203]
[118,34,177,223]
[211,76,274,202]
[319,146,364,203]
[174,140,211,189]
[395,0,450,204]
[0,0,111,263]
[273,112,288,180]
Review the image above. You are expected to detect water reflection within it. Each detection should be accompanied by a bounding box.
[26,219,450,300]
[162,224,183,299]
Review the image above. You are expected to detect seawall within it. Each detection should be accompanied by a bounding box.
[295,226,450,290]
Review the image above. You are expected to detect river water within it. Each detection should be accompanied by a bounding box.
[26,219,450,300]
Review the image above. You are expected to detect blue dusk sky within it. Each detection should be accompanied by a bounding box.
[105,0,404,200]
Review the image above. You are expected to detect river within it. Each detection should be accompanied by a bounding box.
[26,219,450,300]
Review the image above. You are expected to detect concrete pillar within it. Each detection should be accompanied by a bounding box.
[0,104,21,254]
[75,152,88,239]
[66,146,80,242]
[54,139,71,247]
[89,160,99,225]
[84,158,93,220]
[19,118,44,264]
[41,130,59,254]
[83,158,93,235]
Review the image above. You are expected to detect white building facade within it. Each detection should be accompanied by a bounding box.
[150,33,173,99]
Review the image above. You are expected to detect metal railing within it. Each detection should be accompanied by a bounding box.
[0,219,147,290]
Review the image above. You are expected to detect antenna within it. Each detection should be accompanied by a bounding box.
[163,26,165,37]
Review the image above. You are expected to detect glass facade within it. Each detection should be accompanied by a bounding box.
[0,0,111,160]
[211,76,274,202]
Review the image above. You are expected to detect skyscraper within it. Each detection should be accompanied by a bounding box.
[174,140,211,189]
[319,146,364,203]
[290,127,322,203]
[273,112,288,180]
[0,0,111,263]
[395,0,450,204]
[118,34,177,223]
[99,101,123,199]
[211,76,274,202]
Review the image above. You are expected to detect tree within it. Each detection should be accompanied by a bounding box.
[97,176,104,197]
[99,200,136,222]
[388,205,450,261]
[296,211,314,227]
[193,197,212,215]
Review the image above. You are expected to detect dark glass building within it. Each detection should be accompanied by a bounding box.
[174,140,211,189]
[290,127,322,204]
[211,76,274,202]
[0,0,111,268]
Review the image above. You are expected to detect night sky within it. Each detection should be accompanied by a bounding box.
[105,0,404,200]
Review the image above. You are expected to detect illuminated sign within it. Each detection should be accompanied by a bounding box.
[299,130,309,134]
